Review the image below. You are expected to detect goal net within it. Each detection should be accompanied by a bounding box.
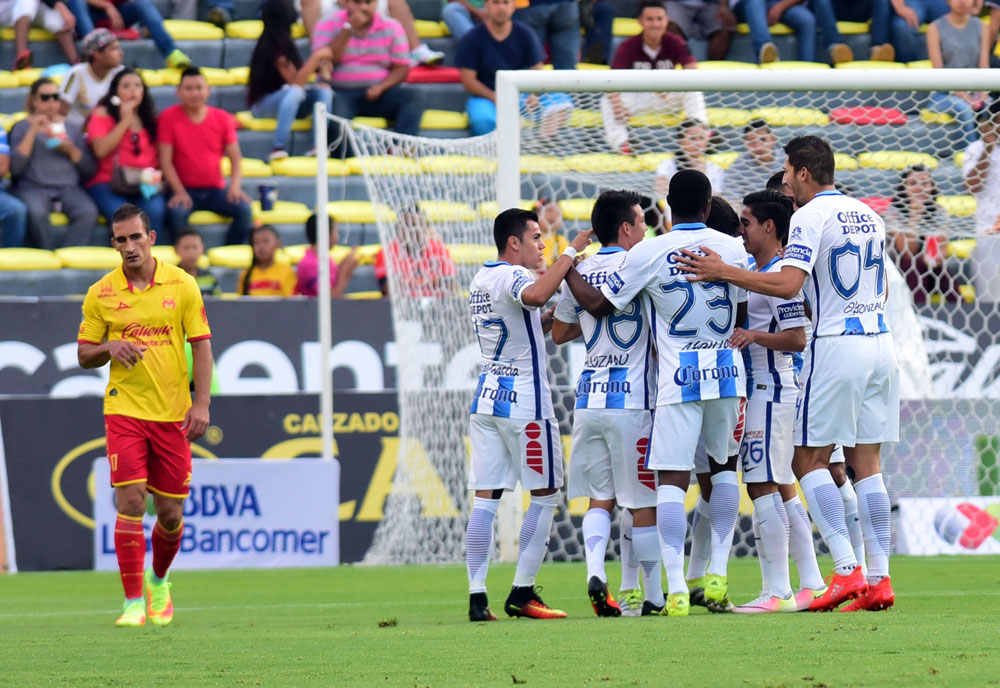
[330,66,1000,565]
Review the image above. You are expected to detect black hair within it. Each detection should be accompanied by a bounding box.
[707,196,740,238]
[676,119,711,167]
[241,224,280,295]
[248,0,303,107]
[784,135,834,186]
[111,203,152,234]
[977,98,1000,123]
[494,208,538,253]
[27,77,56,113]
[743,189,794,244]
[97,67,157,139]
[173,226,203,245]
[766,170,786,192]
[666,169,712,219]
[591,189,642,245]
[743,118,769,135]
[637,0,666,16]
[180,66,203,82]
[891,164,940,221]
[305,213,336,245]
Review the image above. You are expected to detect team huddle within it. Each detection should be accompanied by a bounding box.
[465,135,900,620]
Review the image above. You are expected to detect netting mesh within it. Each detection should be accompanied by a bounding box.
[331,76,1000,565]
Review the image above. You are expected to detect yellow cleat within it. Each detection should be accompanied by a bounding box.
[704,574,733,612]
[144,569,174,626]
[666,592,690,617]
[115,599,146,627]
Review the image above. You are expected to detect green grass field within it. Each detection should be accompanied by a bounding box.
[2,556,998,687]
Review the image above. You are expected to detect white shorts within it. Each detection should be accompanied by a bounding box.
[0,0,67,33]
[795,333,900,448]
[567,408,656,509]
[740,397,795,485]
[648,397,742,472]
[469,414,564,492]
[694,397,745,473]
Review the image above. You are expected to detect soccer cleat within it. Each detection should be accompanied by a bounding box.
[794,586,828,612]
[641,600,666,616]
[144,568,174,626]
[703,574,732,612]
[504,586,567,619]
[665,592,690,617]
[587,576,621,617]
[733,594,797,614]
[166,49,193,69]
[841,576,895,612]
[687,577,707,608]
[618,589,643,617]
[809,566,868,612]
[468,592,498,622]
[115,599,146,627]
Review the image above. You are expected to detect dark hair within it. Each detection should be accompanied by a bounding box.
[666,169,712,219]
[591,189,642,245]
[637,0,666,16]
[766,170,786,192]
[305,213,336,245]
[97,67,157,139]
[707,196,740,238]
[743,118,769,135]
[180,66,204,82]
[248,0,303,107]
[173,226,203,245]
[241,224,280,295]
[743,189,794,244]
[891,164,940,220]
[111,203,152,233]
[27,77,56,113]
[977,98,1000,123]
[784,135,834,186]
[676,119,711,167]
[494,208,538,253]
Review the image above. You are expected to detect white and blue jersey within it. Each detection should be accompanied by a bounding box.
[781,190,890,338]
[743,255,809,404]
[600,222,750,406]
[554,247,655,410]
[468,261,554,420]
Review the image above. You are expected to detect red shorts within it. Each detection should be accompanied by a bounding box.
[105,415,192,498]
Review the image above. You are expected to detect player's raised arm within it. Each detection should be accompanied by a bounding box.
[518,228,592,307]
[564,266,616,317]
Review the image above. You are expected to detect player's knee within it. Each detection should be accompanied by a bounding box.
[530,487,557,497]
[154,498,184,528]
[746,482,777,500]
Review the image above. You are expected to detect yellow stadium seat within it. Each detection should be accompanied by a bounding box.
[697,61,757,70]
[253,200,313,224]
[558,198,596,220]
[570,110,603,127]
[613,17,640,36]
[447,243,495,265]
[919,23,929,33]
[236,111,312,131]
[156,66,232,86]
[150,245,209,268]
[138,69,165,86]
[0,71,20,88]
[628,112,683,127]
[0,248,61,270]
[415,19,448,37]
[417,200,477,223]
[269,156,350,177]
[229,66,249,84]
[222,157,272,178]
[346,156,421,175]
[907,59,932,69]
[954,151,965,168]
[224,20,306,38]
[5,112,27,127]
[835,153,859,170]
[835,60,905,69]
[355,244,382,265]
[327,200,397,224]
[353,116,388,128]
[921,109,955,125]
[284,244,307,264]
[858,151,938,170]
[947,238,977,259]
[17,68,53,87]
[55,246,121,270]
[936,195,977,217]
[738,22,792,34]
[752,106,829,126]
[576,62,611,70]
[566,153,644,173]
[636,152,674,170]
[478,200,535,218]
[520,155,566,173]
[345,290,384,300]
[163,19,224,40]
[707,107,753,127]
[188,210,228,225]
[208,245,252,267]
[0,27,54,41]
[759,61,829,70]
[419,156,496,174]
[707,151,739,170]
[836,21,871,34]
[156,69,181,86]
[420,110,469,130]
[49,212,69,226]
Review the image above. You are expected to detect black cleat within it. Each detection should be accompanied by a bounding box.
[469,592,497,622]
[588,576,622,617]
[641,600,667,616]
[504,586,567,619]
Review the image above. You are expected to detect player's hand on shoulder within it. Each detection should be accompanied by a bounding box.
[182,401,210,441]
[730,327,755,350]
[676,245,725,282]
[106,340,147,370]
[570,229,593,252]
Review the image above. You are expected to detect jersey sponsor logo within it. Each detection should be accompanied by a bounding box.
[789,225,803,242]
[837,209,879,235]
[162,295,176,310]
[116,302,131,310]
[783,244,812,263]
[635,437,654,490]
[582,270,612,287]
[524,422,544,475]
[475,384,518,404]
[606,271,625,294]
[482,362,519,376]
[576,376,632,397]
[510,273,531,299]
[777,302,805,321]
[673,362,740,388]
[469,289,493,316]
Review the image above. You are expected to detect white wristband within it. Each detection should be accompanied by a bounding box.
[561,246,578,260]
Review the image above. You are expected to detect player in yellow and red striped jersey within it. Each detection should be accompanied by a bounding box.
[77,203,213,627]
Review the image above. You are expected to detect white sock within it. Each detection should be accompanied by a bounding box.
[619,509,640,591]
[799,469,857,575]
[707,472,739,577]
[512,493,558,588]
[839,480,868,578]
[656,484,688,594]
[753,493,792,599]
[785,495,825,591]
[466,496,498,593]
[686,495,711,581]
[632,526,665,607]
[752,508,770,597]
[854,473,891,583]
[582,507,611,583]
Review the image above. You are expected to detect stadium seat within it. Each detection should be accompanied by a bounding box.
[835,61,906,69]
[519,155,568,173]
[954,152,965,168]
[613,18,641,36]
[637,152,673,170]
[907,60,933,69]
[566,153,644,173]
[570,110,603,127]
[344,290,384,300]
[920,109,955,125]
[576,63,611,70]
[253,200,313,224]
[737,22,793,34]
[752,106,829,126]
[236,111,312,131]
[229,67,249,84]
[706,107,753,127]
[707,151,739,169]
[415,20,448,37]
[224,20,307,39]
[835,153,859,170]
[830,107,907,126]
[447,243,495,265]
[48,212,70,226]
[419,156,496,174]
[150,244,209,268]
[558,198,596,220]
[759,61,829,70]
[138,69,165,87]
[0,27,53,41]
[947,239,976,259]
[420,110,469,130]
[18,68,52,86]
[0,247,61,270]
[858,151,938,169]
[346,156,421,175]
[355,243,382,265]
[697,61,757,70]
[0,71,19,88]
[406,66,461,83]
[627,112,683,127]
[55,246,121,270]
[222,157,272,177]
[477,200,535,217]
[936,195,976,217]
[162,20,224,40]
[208,245,252,268]
[327,200,397,223]
[269,157,350,177]
[417,200,477,222]
[835,21,871,34]
[353,116,389,129]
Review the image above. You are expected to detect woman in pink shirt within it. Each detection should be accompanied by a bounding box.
[295,213,359,297]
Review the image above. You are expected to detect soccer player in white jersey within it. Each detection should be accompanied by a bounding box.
[678,136,899,612]
[465,208,593,622]
[551,190,659,617]
[565,170,750,616]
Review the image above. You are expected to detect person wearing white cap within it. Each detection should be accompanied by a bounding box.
[58,27,125,126]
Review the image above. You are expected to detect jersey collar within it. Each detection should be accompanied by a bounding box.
[756,254,781,272]
[117,257,161,292]
[597,246,625,254]
[815,190,842,197]
[671,222,707,231]
[483,260,510,267]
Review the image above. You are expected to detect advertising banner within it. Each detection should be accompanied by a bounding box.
[896,497,1000,555]
[94,459,340,570]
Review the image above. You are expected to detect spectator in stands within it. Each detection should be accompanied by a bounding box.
[65,0,192,68]
[580,0,616,64]
[300,0,426,138]
[295,213,358,297]
[456,0,570,137]
[890,0,949,64]
[0,128,27,248]
[305,0,444,64]
[986,0,1000,67]
[250,0,334,162]
[832,0,895,61]
[926,0,990,145]
[535,197,568,267]
[513,0,580,69]
[665,0,736,61]
[1,0,79,70]
[239,224,297,296]
[374,208,457,296]
[442,0,486,39]
[58,28,124,127]
[160,67,253,246]
[174,226,220,296]
[601,0,705,154]
[654,118,723,199]
[86,67,166,236]
[724,118,784,199]
[10,78,98,249]
[963,100,1000,234]
[733,0,854,64]
[885,163,960,302]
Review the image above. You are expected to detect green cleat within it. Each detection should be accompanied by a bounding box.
[115,599,146,627]
[704,574,732,612]
[144,569,174,626]
[666,592,690,616]
[619,589,643,617]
